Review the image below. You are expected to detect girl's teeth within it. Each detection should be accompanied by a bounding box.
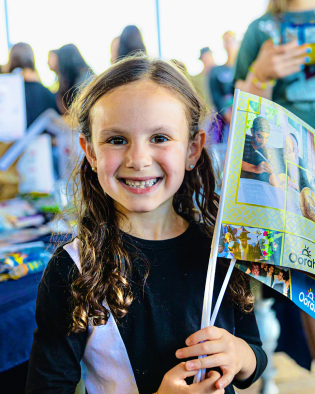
[125,178,158,188]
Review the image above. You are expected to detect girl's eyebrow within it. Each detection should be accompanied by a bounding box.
[98,125,177,136]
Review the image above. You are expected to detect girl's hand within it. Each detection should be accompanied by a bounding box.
[156,363,224,394]
[251,39,309,82]
[176,326,256,390]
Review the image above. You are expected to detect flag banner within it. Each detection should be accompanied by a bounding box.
[235,260,315,319]
[218,91,315,275]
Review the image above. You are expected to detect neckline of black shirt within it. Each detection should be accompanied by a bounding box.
[121,221,202,250]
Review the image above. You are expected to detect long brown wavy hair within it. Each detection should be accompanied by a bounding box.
[69,55,253,333]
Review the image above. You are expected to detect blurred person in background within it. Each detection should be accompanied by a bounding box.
[192,47,215,107]
[235,0,315,363]
[235,0,314,127]
[110,36,120,64]
[209,31,238,142]
[48,44,94,113]
[8,42,59,127]
[117,25,146,59]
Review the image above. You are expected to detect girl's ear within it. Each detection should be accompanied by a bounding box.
[185,129,206,171]
[79,133,97,169]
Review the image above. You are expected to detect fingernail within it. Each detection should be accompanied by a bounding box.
[305,56,311,63]
[300,64,305,70]
[186,361,195,370]
[176,350,182,358]
[186,339,191,346]
[306,47,312,54]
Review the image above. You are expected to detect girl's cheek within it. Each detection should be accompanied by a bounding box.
[97,150,121,175]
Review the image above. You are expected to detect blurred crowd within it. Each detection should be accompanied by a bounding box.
[2,0,315,144]
[0,23,237,144]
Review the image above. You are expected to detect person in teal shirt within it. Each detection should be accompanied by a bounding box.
[235,0,315,127]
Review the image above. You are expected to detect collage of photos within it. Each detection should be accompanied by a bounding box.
[237,104,315,225]
[235,261,291,299]
[218,224,283,265]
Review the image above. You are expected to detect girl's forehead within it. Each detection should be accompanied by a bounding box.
[90,80,189,133]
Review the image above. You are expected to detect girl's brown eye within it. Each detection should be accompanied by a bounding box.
[151,134,169,143]
[107,137,127,145]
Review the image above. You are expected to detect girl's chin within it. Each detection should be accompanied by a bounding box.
[119,202,163,214]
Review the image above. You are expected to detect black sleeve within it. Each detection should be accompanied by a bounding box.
[232,305,268,390]
[25,248,87,394]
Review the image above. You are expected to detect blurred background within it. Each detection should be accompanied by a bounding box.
[0,0,267,86]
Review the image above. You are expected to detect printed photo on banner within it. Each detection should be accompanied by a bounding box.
[236,261,291,299]
[218,224,283,265]
[285,163,315,222]
[237,106,315,216]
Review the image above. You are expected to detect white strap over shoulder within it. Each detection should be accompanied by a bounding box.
[63,238,82,271]
[63,238,139,394]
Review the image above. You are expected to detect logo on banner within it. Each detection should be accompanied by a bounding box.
[299,287,315,314]
[289,246,315,269]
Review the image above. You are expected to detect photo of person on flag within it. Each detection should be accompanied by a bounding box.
[218,225,284,267]
[237,106,315,216]
[267,128,315,221]
[240,116,279,186]
[271,133,311,192]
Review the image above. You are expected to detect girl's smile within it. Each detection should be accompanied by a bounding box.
[119,176,163,194]
[80,80,204,215]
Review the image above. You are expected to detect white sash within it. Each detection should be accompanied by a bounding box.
[64,239,139,394]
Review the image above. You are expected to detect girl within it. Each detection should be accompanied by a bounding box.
[26,56,267,394]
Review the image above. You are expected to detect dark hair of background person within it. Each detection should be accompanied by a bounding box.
[8,42,35,72]
[68,55,254,333]
[7,42,60,127]
[117,25,146,59]
[54,44,92,111]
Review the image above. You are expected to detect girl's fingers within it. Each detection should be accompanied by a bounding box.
[193,370,224,394]
[166,362,198,381]
[215,371,235,390]
[177,339,222,359]
[185,326,223,347]
[185,353,229,371]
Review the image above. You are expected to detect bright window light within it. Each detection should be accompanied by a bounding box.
[3,0,268,86]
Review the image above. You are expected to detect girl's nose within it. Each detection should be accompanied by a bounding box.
[125,142,152,170]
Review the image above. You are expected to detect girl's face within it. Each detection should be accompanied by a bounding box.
[80,80,205,215]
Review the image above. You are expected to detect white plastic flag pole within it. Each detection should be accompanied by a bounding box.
[194,89,240,383]
[196,260,236,382]
[210,259,236,326]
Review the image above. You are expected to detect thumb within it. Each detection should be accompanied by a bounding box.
[206,371,222,381]
[167,362,198,381]
[191,370,223,393]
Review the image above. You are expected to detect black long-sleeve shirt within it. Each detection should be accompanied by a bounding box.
[26,222,267,394]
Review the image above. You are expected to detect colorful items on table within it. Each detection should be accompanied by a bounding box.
[0,243,52,281]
